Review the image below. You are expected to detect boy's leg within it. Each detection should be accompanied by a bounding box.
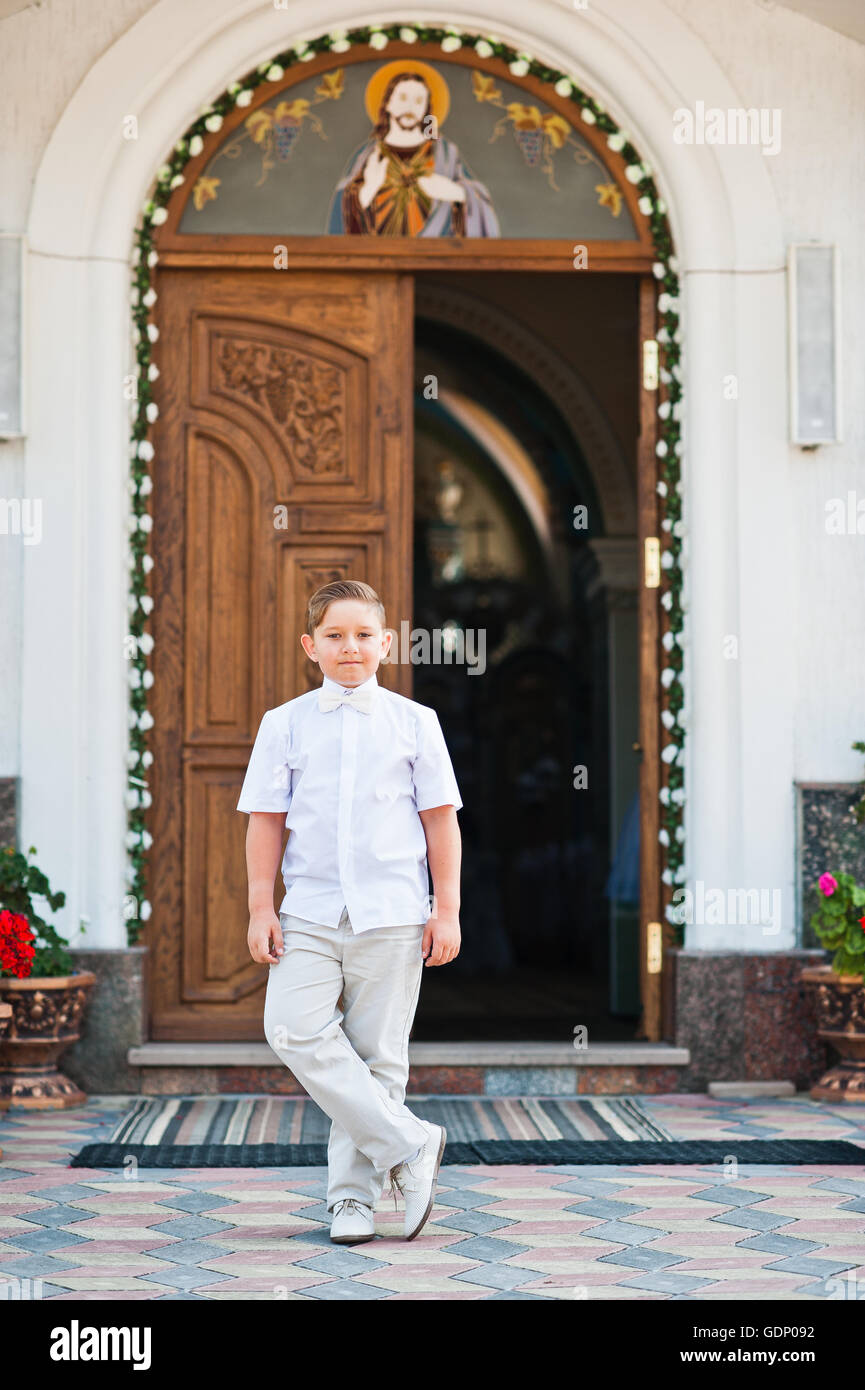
[264,913,428,1210]
[326,916,426,1213]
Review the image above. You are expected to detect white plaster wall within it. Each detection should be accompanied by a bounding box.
[0,0,861,954]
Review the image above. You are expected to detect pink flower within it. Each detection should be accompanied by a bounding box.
[819,873,838,896]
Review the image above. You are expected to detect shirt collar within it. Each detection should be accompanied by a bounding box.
[320,670,380,697]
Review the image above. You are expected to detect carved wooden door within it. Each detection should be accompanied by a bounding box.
[148,270,414,1039]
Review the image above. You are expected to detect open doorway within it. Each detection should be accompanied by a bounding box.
[408,272,642,1041]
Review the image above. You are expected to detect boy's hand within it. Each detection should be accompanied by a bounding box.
[422,911,461,967]
[248,911,284,965]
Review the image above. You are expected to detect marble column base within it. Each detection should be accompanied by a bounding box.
[674,948,832,1090]
[61,948,148,1093]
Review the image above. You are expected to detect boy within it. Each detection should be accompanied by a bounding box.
[237,579,463,1245]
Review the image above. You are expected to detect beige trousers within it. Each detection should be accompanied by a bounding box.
[263,906,429,1212]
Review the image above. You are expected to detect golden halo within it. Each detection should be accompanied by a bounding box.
[363,59,451,129]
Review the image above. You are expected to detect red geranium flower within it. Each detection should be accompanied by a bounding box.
[0,908,36,979]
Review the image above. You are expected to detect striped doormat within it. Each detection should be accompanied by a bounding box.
[69,1095,865,1167]
[102,1094,675,1145]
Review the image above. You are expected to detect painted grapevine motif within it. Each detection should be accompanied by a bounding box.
[128,24,685,945]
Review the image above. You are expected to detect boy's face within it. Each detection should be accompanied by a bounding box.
[300,600,393,686]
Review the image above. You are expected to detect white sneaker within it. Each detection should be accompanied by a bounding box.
[385,1122,447,1240]
[330,1198,375,1244]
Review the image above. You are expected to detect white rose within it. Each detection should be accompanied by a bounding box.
[137,440,154,461]
[146,402,158,423]
[475,39,493,57]
[399,27,417,43]
[658,828,670,846]
[624,164,643,183]
[236,90,253,108]
[267,65,284,81]
[204,113,223,133]
[661,745,678,766]
[652,261,666,279]
[148,363,160,381]
[140,900,152,920]
[142,554,155,574]
[138,513,153,533]
[138,475,153,496]
[138,710,154,731]
[151,207,168,226]
[170,174,184,189]
[656,438,668,457]
[509,59,529,77]
[189,135,204,156]
[554,78,572,97]
[138,632,154,654]
[142,671,154,689]
[656,480,668,496]
[147,323,159,342]
[441,35,461,52]
[661,710,675,730]
[581,107,596,125]
[369,31,388,50]
[141,830,153,850]
[140,595,154,615]
[639,196,653,214]
[661,668,676,688]
[147,250,158,267]
[658,401,671,420]
[607,133,626,153]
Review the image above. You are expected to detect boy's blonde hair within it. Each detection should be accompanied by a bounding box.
[306,579,387,637]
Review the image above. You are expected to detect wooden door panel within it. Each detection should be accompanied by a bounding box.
[149,269,413,1040]
[193,317,370,499]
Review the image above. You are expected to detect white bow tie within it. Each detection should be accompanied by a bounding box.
[318,683,376,715]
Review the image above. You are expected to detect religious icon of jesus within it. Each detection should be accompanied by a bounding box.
[327,60,500,236]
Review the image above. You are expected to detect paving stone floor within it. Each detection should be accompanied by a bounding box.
[1,1093,864,1301]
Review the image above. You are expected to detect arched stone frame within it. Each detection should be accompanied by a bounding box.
[412,280,637,537]
[23,0,792,971]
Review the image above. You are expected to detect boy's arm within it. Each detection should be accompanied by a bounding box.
[245,811,287,963]
[418,805,461,966]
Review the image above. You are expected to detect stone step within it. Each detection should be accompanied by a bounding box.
[125,1040,690,1096]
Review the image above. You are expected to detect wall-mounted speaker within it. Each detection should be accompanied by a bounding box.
[0,233,26,440]
[788,242,841,447]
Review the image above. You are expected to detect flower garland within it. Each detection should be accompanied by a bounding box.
[126,22,686,946]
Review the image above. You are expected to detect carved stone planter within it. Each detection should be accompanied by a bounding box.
[800,964,865,1102]
[0,1003,11,1119]
[0,971,96,1109]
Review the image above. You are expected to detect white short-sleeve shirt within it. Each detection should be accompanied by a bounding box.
[236,671,462,932]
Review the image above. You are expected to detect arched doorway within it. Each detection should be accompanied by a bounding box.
[140,38,668,1044]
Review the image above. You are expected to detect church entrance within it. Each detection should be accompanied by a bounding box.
[144,39,670,1047]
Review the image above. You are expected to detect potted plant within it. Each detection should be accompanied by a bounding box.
[0,846,96,1109]
[800,870,865,1102]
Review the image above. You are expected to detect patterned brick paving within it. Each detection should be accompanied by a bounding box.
[1,1094,863,1301]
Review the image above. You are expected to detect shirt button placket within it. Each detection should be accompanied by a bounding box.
[337,704,358,930]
